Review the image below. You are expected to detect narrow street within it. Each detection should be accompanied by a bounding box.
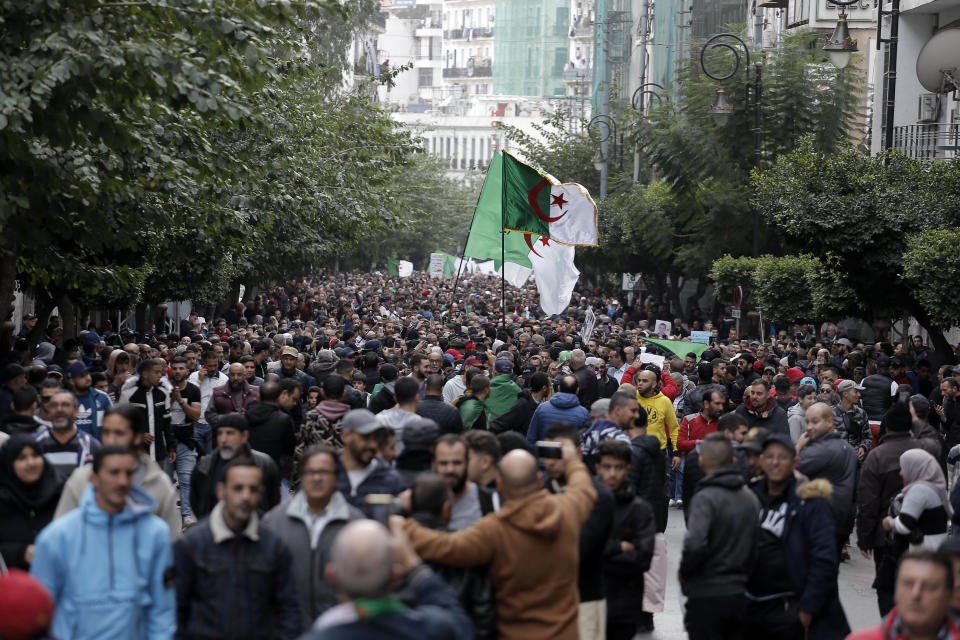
[648,505,881,639]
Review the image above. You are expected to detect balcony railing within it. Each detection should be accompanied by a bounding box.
[893,124,960,160]
[445,28,464,39]
[445,27,494,39]
[563,67,593,81]
[443,64,492,78]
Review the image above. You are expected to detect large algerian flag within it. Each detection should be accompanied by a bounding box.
[641,337,710,360]
[387,258,413,277]
[501,151,598,246]
[463,152,581,316]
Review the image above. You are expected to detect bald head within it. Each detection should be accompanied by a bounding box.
[330,520,394,599]
[497,449,539,496]
[805,401,835,439]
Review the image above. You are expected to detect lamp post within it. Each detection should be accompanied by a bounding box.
[699,33,762,257]
[631,82,665,112]
[588,114,620,199]
[822,0,859,70]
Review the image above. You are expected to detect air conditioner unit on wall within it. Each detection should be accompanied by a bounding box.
[918,93,940,123]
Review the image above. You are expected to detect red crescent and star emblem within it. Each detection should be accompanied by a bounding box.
[527,179,568,223]
[524,233,544,258]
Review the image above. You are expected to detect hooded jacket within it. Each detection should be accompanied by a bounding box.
[525,393,591,448]
[191,444,281,519]
[857,430,941,551]
[486,374,522,422]
[749,478,850,640]
[580,419,630,470]
[603,484,656,624]
[734,397,790,435]
[30,484,176,640]
[404,459,597,640]
[56,453,181,540]
[787,403,807,442]
[629,434,668,531]
[245,401,297,476]
[797,431,858,540]
[490,389,539,436]
[262,490,364,632]
[335,456,404,509]
[679,465,760,598]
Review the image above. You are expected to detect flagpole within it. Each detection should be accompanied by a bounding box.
[500,229,506,329]
[452,154,499,313]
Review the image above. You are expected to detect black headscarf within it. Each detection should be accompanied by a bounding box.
[0,433,63,510]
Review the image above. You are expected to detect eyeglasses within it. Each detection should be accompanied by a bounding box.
[819,388,833,393]
[301,469,335,478]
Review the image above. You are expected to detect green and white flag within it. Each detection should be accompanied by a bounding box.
[501,151,598,246]
[463,153,581,316]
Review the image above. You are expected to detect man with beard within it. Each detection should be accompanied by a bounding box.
[167,356,202,527]
[205,363,259,426]
[336,409,403,508]
[190,414,280,519]
[432,434,489,531]
[34,389,102,477]
[64,361,111,442]
[735,379,790,435]
[175,458,300,639]
[277,345,312,395]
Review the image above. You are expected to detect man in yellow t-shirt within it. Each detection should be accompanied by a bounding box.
[635,369,681,472]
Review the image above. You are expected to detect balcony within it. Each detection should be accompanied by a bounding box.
[893,124,960,160]
[443,65,492,78]
[563,67,593,82]
[445,27,494,40]
[445,28,464,39]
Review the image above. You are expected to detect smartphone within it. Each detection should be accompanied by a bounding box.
[535,441,562,459]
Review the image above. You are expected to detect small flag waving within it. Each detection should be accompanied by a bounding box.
[501,152,598,246]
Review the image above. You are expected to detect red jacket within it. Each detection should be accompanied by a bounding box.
[620,368,678,401]
[677,413,718,454]
[846,609,960,640]
[210,381,260,415]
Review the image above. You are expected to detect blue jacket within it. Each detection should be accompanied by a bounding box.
[74,388,112,441]
[751,477,850,640]
[30,484,176,640]
[336,457,404,509]
[526,393,591,448]
[301,565,474,640]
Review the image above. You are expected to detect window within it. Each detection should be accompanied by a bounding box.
[418,68,433,87]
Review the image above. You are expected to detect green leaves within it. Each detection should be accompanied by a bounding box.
[904,229,960,329]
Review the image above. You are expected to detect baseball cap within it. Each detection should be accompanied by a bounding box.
[762,433,796,457]
[65,361,89,379]
[22,313,37,321]
[741,427,770,453]
[494,359,513,374]
[402,416,440,450]
[2,363,25,383]
[445,348,464,360]
[363,339,381,352]
[0,569,54,640]
[557,351,572,366]
[339,347,357,358]
[836,338,852,346]
[876,355,890,368]
[342,409,384,435]
[281,346,299,358]
[800,376,817,388]
[836,379,865,394]
[464,356,485,369]
[784,367,805,384]
[585,356,602,368]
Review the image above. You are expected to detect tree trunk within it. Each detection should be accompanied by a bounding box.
[909,302,956,366]
[215,280,242,318]
[135,302,148,336]
[667,272,684,318]
[59,293,77,342]
[0,244,18,323]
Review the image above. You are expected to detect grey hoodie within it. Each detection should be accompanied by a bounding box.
[54,453,181,540]
[787,403,806,443]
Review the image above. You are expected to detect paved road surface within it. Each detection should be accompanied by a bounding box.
[643,505,880,639]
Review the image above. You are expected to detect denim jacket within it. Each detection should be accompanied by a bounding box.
[173,502,301,639]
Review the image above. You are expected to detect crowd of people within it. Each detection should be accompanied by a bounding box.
[1,270,960,640]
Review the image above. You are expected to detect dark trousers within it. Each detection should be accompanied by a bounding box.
[744,597,801,640]
[686,593,747,640]
[606,623,638,640]
[873,547,896,617]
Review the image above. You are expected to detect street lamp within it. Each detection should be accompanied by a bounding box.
[699,33,762,257]
[823,9,858,69]
[631,82,665,112]
[588,114,620,199]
